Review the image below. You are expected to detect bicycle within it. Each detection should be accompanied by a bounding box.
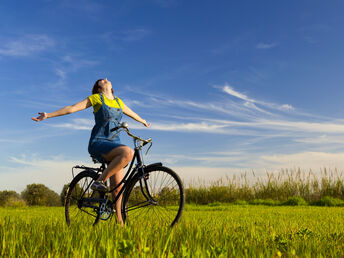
[64,122,185,227]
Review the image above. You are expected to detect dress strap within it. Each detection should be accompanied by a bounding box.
[99,93,105,104]
[115,97,122,112]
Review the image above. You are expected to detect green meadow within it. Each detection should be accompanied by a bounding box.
[1,205,343,257]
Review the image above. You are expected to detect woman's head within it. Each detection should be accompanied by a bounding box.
[92,78,113,95]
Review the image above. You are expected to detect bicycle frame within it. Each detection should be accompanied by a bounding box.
[78,137,155,209]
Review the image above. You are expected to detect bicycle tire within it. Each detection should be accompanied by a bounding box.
[65,170,103,226]
[121,165,184,227]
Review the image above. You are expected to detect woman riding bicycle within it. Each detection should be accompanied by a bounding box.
[32,78,150,225]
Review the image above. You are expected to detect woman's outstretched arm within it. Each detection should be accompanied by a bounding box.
[122,103,151,127]
[32,98,92,122]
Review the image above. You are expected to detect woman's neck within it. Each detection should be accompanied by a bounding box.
[101,90,114,100]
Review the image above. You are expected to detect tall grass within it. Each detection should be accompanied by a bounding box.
[186,168,344,204]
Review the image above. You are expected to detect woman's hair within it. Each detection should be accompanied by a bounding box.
[92,79,103,95]
[92,79,114,95]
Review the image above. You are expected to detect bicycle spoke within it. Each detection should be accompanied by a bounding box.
[65,170,101,226]
[126,201,151,211]
[123,167,184,227]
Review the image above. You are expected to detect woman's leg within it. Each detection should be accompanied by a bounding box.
[97,146,134,225]
[109,170,124,225]
[97,146,134,182]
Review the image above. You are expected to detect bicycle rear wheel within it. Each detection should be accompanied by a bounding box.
[122,165,184,227]
[65,170,103,226]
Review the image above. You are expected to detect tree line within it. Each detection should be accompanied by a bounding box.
[0,183,69,207]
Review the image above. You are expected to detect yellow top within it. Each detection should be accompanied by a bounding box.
[88,94,124,113]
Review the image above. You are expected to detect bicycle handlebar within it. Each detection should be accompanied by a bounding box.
[110,122,152,145]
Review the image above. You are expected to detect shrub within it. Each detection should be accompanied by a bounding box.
[282,196,308,206]
[2,198,27,207]
[208,202,222,207]
[248,199,280,206]
[312,196,344,207]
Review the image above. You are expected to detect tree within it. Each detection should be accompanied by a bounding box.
[0,190,26,207]
[60,183,85,206]
[21,184,61,206]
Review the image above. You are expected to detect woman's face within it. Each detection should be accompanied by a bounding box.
[99,78,112,91]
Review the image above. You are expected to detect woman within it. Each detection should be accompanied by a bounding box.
[32,78,150,224]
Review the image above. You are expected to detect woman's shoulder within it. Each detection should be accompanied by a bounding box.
[88,94,101,106]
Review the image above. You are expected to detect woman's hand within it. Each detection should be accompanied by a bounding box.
[142,120,151,127]
[32,112,48,122]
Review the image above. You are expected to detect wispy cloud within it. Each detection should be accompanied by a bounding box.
[49,118,232,134]
[0,34,54,57]
[49,55,98,88]
[256,42,277,49]
[55,68,67,80]
[47,114,344,138]
[61,55,98,69]
[42,83,344,160]
[49,118,93,130]
[219,83,294,113]
[222,85,253,102]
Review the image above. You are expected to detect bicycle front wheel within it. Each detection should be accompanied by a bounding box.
[65,170,103,226]
[122,165,184,227]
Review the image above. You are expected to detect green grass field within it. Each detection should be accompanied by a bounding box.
[1,205,343,257]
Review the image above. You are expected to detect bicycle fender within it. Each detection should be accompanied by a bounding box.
[144,162,163,170]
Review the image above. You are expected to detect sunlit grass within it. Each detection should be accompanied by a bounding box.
[1,205,343,257]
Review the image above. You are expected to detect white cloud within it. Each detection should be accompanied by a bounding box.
[258,152,344,170]
[295,134,344,144]
[257,120,344,134]
[1,156,94,193]
[0,34,54,57]
[222,85,253,102]
[149,121,228,133]
[279,104,294,111]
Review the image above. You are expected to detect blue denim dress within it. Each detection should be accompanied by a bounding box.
[88,93,124,163]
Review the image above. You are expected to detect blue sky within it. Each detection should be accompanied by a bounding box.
[1,0,344,192]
